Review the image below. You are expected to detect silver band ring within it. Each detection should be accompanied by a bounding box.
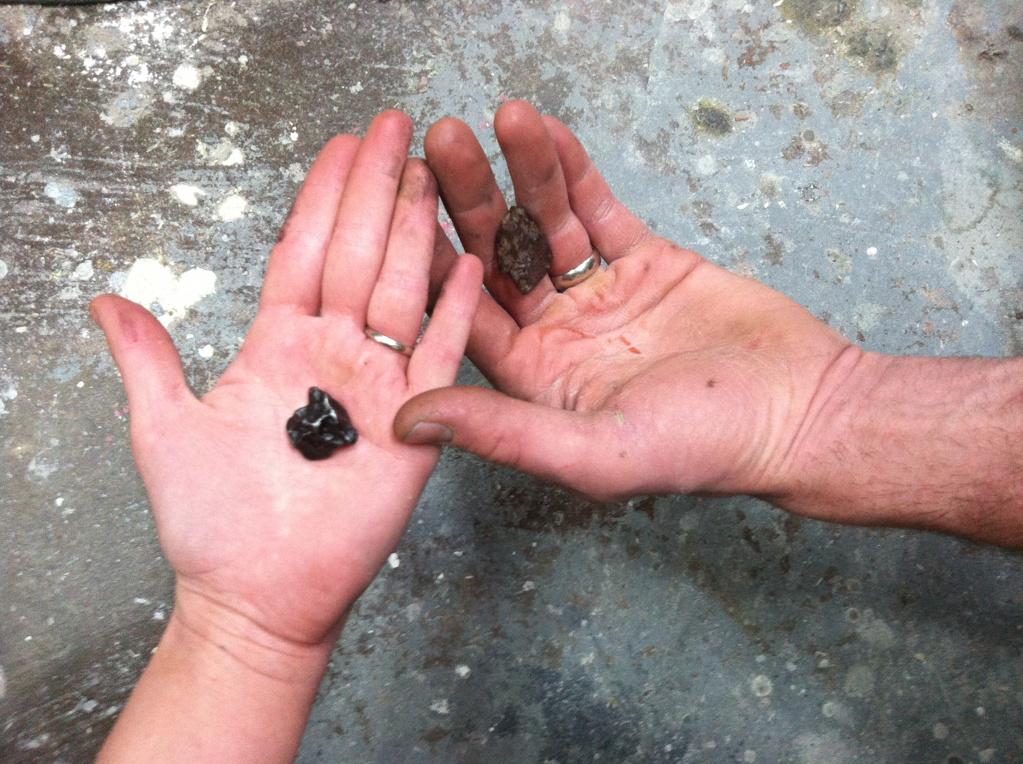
[551,252,601,291]
[364,327,414,357]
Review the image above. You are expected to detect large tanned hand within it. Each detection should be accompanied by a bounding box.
[92,112,482,652]
[396,101,858,506]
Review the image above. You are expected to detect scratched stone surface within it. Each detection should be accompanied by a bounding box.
[1,1,1021,762]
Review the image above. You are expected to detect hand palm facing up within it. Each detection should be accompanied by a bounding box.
[397,102,854,504]
[93,113,482,648]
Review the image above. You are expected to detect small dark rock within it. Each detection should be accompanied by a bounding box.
[495,206,552,294]
[286,387,358,460]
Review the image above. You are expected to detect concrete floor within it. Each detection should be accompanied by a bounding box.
[2,1,1022,761]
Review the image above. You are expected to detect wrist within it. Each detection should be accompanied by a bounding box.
[169,582,338,688]
[98,586,336,763]
[772,351,1023,545]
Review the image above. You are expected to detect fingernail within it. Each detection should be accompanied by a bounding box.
[403,422,453,445]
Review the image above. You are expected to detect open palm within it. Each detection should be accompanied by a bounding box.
[93,113,481,648]
[397,102,855,504]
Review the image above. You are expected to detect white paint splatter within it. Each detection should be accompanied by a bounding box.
[855,611,896,649]
[197,138,245,166]
[19,733,50,751]
[696,155,718,175]
[172,62,202,91]
[843,664,875,698]
[126,58,152,86]
[197,344,215,359]
[220,147,245,166]
[429,699,450,715]
[455,664,470,678]
[750,674,773,697]
[0,380,18,417]
[703,47,726,66]
[285,162,304,183]
[217,193,248,222]
[349,82,364,94]
[866,246,878,258]
[169,183,205,207]
[998,137,1022,165]
[44,180,78,209]
[0,259,8,280]
[72,260,94,281]
[387,553,400,569]
[119,258,217,327]
[28,454,58,481]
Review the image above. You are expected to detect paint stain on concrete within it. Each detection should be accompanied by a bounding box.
[691,99,733,136]
[780,0,856,34]
[846,27,899,72]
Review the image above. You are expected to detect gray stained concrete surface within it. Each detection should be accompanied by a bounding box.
[1,1,1022,761]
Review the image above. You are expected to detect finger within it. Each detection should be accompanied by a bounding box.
[364,159,437,348]
[494,101,595,278]
[424,117,556,325]
[321,110,414,321]
[542,115,652,262]
[407,254,483,390]
[90,294,194,422]
[260,134,361,314]
[394,386,597,490]
[428,225,518,380]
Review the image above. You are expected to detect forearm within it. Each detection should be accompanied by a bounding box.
[777,351,1023,547]
[98,588,338,763]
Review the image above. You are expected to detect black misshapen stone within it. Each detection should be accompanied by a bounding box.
[495,205,553,294]
[286,387,358,460]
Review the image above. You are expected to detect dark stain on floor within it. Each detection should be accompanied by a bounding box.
[691,99,733,136]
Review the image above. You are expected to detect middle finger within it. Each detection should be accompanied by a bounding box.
[321,110,414,323]
[425,117,556,326]
[494,100,596,282]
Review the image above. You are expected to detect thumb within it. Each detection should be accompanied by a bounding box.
[394,386,598,491]
[90,294,194,424]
